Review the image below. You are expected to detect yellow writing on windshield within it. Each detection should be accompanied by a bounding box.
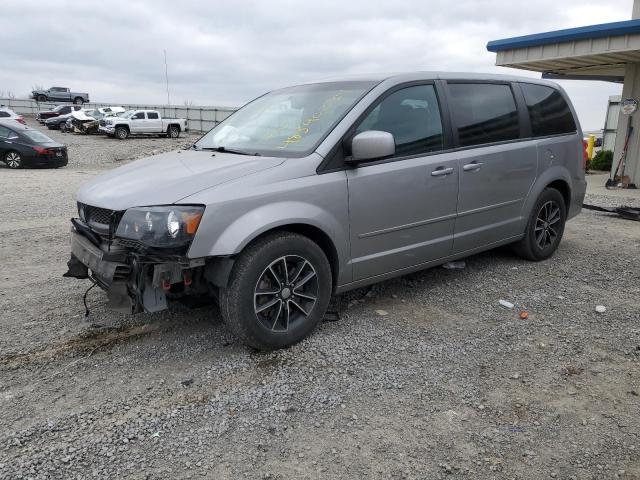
[277,91,345,149]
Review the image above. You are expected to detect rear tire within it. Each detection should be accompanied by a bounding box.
[5,151,23,169]
[513,188,566,261]
[167,125,180,138]
[220,232,332,350]
[115,127,129,140]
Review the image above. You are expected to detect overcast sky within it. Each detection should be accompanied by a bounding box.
[0,0,633,129]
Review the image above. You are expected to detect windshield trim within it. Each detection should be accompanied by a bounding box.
[194,80,381,159]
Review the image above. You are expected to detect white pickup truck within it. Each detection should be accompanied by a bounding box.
[99,110,188,139]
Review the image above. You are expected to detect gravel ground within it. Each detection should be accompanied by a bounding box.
[1,121,639,479]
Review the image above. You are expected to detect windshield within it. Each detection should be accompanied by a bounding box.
[121,110,136,119]
[22,129,55,143]
[194,81,376,157]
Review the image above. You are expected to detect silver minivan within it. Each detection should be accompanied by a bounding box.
[65,72,587,349]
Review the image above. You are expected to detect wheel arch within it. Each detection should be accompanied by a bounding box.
[258,223,340,289]
[168,123,181,131]
[521,167,573,231]
[546,178,571,211]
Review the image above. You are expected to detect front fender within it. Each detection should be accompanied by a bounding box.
[189,201,351,284]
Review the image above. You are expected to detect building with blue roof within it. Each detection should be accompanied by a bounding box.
[488,1,640,185]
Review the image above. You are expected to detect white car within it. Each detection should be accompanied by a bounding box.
[0,106,26,125]
[99,109,187,139]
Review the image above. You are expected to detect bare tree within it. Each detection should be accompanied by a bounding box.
[183,99,194,107]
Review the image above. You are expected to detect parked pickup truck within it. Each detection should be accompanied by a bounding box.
[32,87,89,104]
[99,110,187,139]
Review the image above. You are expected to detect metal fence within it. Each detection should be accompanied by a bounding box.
[0,98,238,133]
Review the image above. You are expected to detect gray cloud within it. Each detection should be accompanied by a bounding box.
[0,0,631,128]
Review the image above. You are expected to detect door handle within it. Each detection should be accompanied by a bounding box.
[463,162,484,172]
[431,167,454,177]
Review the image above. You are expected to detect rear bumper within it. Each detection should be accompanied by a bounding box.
[569,178,587,219]
[21,154,68,168]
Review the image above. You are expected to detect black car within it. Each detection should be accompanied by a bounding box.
[0,120,68,169]
[36,104,80,124]
[45,113,72,130]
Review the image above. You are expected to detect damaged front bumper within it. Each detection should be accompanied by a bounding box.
[64,221,207,314]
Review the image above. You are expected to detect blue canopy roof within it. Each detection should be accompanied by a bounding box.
[487,19,640,52]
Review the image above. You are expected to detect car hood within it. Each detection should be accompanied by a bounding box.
[76,150,285,210]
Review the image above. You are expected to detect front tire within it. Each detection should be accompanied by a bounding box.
[513,188,566,261]
[37,95,47,102]
[220,232,332,350]
[5,151,23,169]
[73,97,84,105]
[115,127,129,140]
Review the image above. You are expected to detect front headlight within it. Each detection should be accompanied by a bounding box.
[115,206,204,248]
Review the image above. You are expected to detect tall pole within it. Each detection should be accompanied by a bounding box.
[164,49,171,105]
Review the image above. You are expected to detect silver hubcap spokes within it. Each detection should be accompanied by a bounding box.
[535,200,561,249]
[254,255,318,332]
[6,153,20,168]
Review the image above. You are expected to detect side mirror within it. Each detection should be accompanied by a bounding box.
[349,130,395,163]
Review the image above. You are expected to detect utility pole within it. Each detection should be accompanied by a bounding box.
[164,49,171,105]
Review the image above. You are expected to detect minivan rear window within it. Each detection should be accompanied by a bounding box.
[447,83,520,148]
[520,83,576,137]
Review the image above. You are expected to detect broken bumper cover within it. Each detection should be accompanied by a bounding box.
[64,225,206,314]
[99,125,116,134]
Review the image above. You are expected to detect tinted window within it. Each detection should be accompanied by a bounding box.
[0,126,12,138]
[356,84,444,156]
[448,83,519,147]
[520,83,576,137]
[133,112,145,119]
[60,106,71,114]
[0,111,10,117]
[147,112,159,119]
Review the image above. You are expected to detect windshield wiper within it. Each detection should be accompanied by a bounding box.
[197,146,261,156]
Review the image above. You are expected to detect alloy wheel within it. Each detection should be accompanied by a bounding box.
[535,200,561,249]
[254,255,318,332]
[6,152,21,169]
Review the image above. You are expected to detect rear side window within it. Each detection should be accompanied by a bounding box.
[147,112,159,119]
[356,84,444,157]
[0,126,12,138]
[0,111,10,117]
[448,83,519,147]
[520,83,576,137]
